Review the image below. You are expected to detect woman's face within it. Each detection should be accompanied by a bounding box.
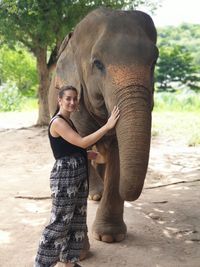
[59,89,78,113]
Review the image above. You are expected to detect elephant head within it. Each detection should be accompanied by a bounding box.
[51,7,158,200]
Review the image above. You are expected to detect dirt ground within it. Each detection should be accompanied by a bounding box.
[0,112,200,267]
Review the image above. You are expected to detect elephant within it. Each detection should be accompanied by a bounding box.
[49,7,158,244]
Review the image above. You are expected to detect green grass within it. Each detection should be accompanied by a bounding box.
[152,91,200,146]
[20,97,38,111]
[152,111,200,146]
[154,91,200,112]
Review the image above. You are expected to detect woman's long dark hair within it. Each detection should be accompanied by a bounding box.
[52,85,78,118]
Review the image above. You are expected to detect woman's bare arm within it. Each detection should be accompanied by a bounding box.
[51,106,120,149]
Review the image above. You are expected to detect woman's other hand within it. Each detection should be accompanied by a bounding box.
[87,150,99,160]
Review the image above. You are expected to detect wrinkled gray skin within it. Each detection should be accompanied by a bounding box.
[49,7,158,243]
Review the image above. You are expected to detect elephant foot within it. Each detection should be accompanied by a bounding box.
[88,192,102,201]
[92,220,127,243]
[79,234,90,260]
[93,232,125,243]
[88,163,104,201]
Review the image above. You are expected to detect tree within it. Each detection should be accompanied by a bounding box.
[157,23,200,66]
[0,0,101,125]
[0,0,158,125]
[155,44,200,92]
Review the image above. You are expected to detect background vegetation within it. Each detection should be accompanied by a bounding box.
[156,24,200,92]
[0,0,158,124]
[153,24,200,146]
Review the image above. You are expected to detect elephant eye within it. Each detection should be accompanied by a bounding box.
[93,59,105,71]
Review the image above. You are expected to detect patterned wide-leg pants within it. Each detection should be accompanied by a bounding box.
[35,155,88,267]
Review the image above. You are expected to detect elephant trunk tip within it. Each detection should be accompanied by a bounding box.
[119,183,144,202]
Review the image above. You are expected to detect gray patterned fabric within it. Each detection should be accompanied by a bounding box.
[34,155,88,267]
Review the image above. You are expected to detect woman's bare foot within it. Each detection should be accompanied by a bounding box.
[79,234,90,260]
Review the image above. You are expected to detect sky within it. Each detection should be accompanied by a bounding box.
[139,0,200,27]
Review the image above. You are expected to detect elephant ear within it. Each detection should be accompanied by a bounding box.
[55,32,81,94]
[48,32,81,115]
[57,31,73,59]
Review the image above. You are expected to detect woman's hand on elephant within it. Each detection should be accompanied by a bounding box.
[106,106,120,130]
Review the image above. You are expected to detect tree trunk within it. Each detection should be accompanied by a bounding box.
[36,48,50,125]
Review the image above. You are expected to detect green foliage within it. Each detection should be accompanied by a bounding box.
[156,23,200,93]
[0,0,139,53]
[0,83,24,111]
[0,45,38,97]
[0,0,158,55]
[155,44,200,92]
[157,24,200,66]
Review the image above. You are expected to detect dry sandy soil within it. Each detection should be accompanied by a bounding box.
[0,111,200,267]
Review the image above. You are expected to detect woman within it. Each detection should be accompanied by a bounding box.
[35,85,120,267]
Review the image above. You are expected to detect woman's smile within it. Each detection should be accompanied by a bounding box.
[59,90,78,113]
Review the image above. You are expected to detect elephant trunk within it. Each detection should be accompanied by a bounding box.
[115,86,152,201]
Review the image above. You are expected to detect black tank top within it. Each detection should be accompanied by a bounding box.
[48,114,87,160]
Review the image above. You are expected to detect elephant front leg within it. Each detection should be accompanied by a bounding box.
[92,194,126,243]
[92,141,127,242]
